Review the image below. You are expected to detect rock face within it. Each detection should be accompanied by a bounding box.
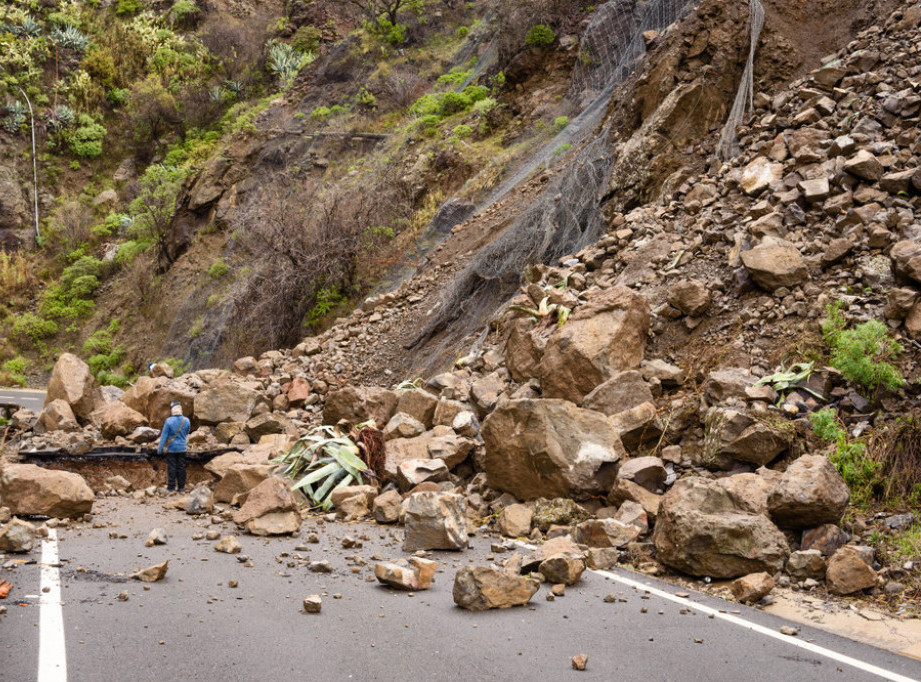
[0,163,29,236]
[402,492,468,551]
[740,240,808,289]
[452,566,540,611]
[322,386,399,427]
[45,353,96,422]
[482,399,624,500]
[826,546,877,595]
[538,286,649,403]
[767,455,849,528]
[0,464,94,518]
[652,477,789,578]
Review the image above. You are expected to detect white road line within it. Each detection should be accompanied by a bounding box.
[513,541,918,682]
[602,568,920,682]
[38,529,67,682]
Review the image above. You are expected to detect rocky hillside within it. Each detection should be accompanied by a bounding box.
[6,0,921,618]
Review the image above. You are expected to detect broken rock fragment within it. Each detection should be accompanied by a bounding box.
[133,560,169,582]
[0,519,36,553]
[215,535,242,554]
[452,566,540,611]
[402,492,467,551]
[375,557,438,591]
[538,554,585,586]
[730,572,774,603]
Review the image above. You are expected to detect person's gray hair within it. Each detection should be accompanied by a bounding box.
[170,401,182,416]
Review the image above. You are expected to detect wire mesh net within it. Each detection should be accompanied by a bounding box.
[715,0,765,160]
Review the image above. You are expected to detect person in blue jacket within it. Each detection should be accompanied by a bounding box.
[158,401,191,493]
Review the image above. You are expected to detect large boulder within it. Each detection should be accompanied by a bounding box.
[826,546,877,595]
[147,382,196,429]
[453,565,540,611]
[703,408,793,468]
[396,389,439,427]
[322,386,399,427]
[740,239,808,290]
[213,463,276,503]
[402,492,468,551]
[482,399,624,500]
[538,286,649,403]
[233,477,297,525]
[652,477,789,578]
[767,455,849,528]
[889,241,921,285]
[91,402,148,439]
[45,353,96,422]
[37,399,79,433]
[504,317,547,384]
[0,464,94,518]
[193,383,260,425]
[120,376,168,421]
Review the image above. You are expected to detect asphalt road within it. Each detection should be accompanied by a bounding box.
[0,388,45,412]
[2,497,921,682]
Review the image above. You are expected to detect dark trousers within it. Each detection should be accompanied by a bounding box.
[166,451,187,491]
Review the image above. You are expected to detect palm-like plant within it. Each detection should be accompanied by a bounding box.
[267,42,313,89]
[274,425,374,511]
[51,25,90,52]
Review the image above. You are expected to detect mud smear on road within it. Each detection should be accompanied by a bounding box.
[765,593,921,662]
[63,568,130,584]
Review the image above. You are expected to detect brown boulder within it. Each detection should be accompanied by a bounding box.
[395,389,439,428]
[801,524,849,556]
[890,241,921,285]
[497,504,533,538]
[539,554,585,585]
[652,477,789,579]
[322,386,399,427]
[45,353,96,422]
[730,572,774,603]
[453,565,540,611]
[403,492,467,551]
[573,518,641,548]
[767,455,849,528]
[0,464,94,518]
[233,477,297,525]
[37,399,79,433]
[193,382,260,425]
[120,376,167,420]
[538,286,649,403]
[213,463,275,503]
[667,279,710,316]
[91,402,148,439]
[826,546,877,595]
[740,240,808,290]
[482,399,624,501]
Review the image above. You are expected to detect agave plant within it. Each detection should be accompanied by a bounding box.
[267,42,313,89]
[223,80,244,97]
[2,101,28,133]
[17,16,42,37]
[274,425,374,511]
[754,361,825,401]
[507,295,571,329]
[51,25,90,52]
[46,104,76,131]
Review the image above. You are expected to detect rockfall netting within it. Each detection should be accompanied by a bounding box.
[410,0,698,355]
[715,0,765,160]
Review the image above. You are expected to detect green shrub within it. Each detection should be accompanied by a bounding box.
[161,357,190,377]
[810,408,881,505]
[356,86,376,109]
[410,85,488,120]
[208,260,229,278]
[554,115,569,129]
[11,313,59,342]
[39,255,103,320]
[437,68,472,88]
[267,42,312,89]
[526,24,556,47]
[306,285,344,327]
[64,114,106,158]
[2,356,29,386]
[452,124,472,139]
[369,17,406,46]
[169,0,199,26]
[292,25,322,53]
[83,319,127,384]
[311,106,331,119]
[456,25,470,39]
[115,0,142,15]
[822,301,904,393]
[114,239,149,265]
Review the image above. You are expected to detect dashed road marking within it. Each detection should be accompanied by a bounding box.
[38,529,67,682]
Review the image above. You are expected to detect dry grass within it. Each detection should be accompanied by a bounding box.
[0,250,39,301]
[867,414,921,504]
